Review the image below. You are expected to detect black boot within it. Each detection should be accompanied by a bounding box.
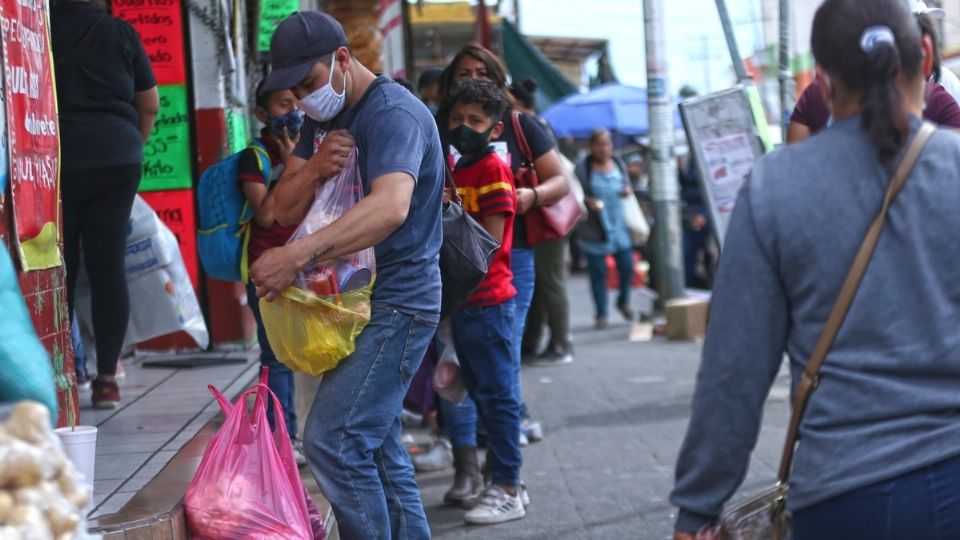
[443,446,482,505]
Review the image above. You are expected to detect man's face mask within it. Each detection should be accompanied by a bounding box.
[299,55,347,122]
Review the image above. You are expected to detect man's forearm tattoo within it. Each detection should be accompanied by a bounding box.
[310,245,335,264]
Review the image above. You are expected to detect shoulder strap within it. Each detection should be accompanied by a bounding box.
[776,121,937,490]
[511,111,534,164]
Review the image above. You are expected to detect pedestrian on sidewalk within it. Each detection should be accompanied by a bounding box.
[444,79,525,525]
[575,129,636,329]
[511,79,575,366]
[672,1,960,538]
[436,44,564,451]
[250,12,443,540]
[237,81,306,466]
[52,0,159,409]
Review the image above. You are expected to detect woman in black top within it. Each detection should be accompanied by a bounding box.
[52,0,158,409]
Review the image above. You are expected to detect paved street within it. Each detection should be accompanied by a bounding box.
[419,274,793,539]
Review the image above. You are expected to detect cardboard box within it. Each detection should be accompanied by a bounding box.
[665,297,710,341]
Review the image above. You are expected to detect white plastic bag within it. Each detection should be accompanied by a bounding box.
[623,194,651,246]
[75,208,209,358]
[559,154,588,218]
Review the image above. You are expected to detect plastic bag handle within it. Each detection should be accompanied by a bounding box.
[207,368,292,436]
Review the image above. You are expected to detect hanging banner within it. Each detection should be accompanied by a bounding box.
[1,0,61,271]
[141,84,193,192]
[258,0,298,53]
[111,0,187,85]
[379,0,405,78]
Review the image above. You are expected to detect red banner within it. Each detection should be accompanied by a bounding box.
[112,0,186,85]
[1,0,61,271]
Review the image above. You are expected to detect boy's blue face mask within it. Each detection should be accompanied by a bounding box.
[266,109,305,137]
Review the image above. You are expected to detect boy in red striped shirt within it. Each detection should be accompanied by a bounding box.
[445,78,525,525]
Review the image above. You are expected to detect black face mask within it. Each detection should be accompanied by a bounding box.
[450,124,494,156]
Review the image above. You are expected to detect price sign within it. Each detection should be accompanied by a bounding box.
[140,84,192,192]
[112,0,187,85]
[258,0,298,53]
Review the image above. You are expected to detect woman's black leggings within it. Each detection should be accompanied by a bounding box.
[63,164,141,377]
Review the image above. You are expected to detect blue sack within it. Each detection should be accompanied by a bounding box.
[0,243,57,421]
[197,140,271,282]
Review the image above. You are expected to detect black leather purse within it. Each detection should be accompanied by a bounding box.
[440,169,500,317]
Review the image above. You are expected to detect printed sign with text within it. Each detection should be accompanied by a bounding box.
[141,84,193,192]
[112,0,186,85]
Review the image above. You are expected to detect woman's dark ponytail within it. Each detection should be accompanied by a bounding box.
[860,29,905,166]
[811,0,923,167]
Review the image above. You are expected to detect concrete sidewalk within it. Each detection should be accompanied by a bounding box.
[417,274,791,539]
[82,350,260,518]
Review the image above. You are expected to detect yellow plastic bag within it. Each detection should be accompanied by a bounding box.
[258,149,376,375]
[259,283,373,376]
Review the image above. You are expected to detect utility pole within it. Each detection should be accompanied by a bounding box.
[643,0,686,300]
[715,0,750,82]
[778,0,794,136]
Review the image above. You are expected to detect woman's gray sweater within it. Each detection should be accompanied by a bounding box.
[671,117,960,532]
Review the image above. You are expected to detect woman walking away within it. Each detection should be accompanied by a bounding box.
[576,129,635,330]
[672,0,960,538]
[52,0,159,409]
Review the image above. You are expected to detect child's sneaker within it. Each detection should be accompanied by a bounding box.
[464,485,526,525]
[291,438,307,467]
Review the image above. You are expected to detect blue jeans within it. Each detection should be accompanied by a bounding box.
[304,305,438,540]
[511,248,535,364]
[246,283,297,438]
[71,312,87,379]
[452,299,521,487]
[586,249,633,318]
[512,248,535,420]
[793,453,960,539]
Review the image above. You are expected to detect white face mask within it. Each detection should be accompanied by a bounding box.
[299,55,346,122]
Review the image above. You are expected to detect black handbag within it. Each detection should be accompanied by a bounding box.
[440,169,500,317]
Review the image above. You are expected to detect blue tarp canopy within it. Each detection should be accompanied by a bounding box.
[542,82,682,139]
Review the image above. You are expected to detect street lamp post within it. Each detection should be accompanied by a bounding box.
[643,0,686,301]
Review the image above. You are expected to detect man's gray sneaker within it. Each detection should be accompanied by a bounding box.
[464,485,526,525]
[412,437,453,473]
[531,344,573,367]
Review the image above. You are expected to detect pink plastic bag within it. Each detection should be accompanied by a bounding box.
[185,369,313,540]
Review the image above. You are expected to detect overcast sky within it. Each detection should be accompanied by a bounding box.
[512,0,769,94]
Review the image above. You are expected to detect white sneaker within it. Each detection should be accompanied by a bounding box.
[412,437,453,473]
[292,438,307,467]
[519,481,531,507]
[464,485,526,525]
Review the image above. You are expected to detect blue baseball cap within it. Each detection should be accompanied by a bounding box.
[261,12,349,93]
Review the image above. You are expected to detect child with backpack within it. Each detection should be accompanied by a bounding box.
[236,82,306,465]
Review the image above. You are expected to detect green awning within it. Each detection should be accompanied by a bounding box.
[501,20,578,108]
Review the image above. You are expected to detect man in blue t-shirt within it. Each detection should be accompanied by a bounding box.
[250,11,443,539]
